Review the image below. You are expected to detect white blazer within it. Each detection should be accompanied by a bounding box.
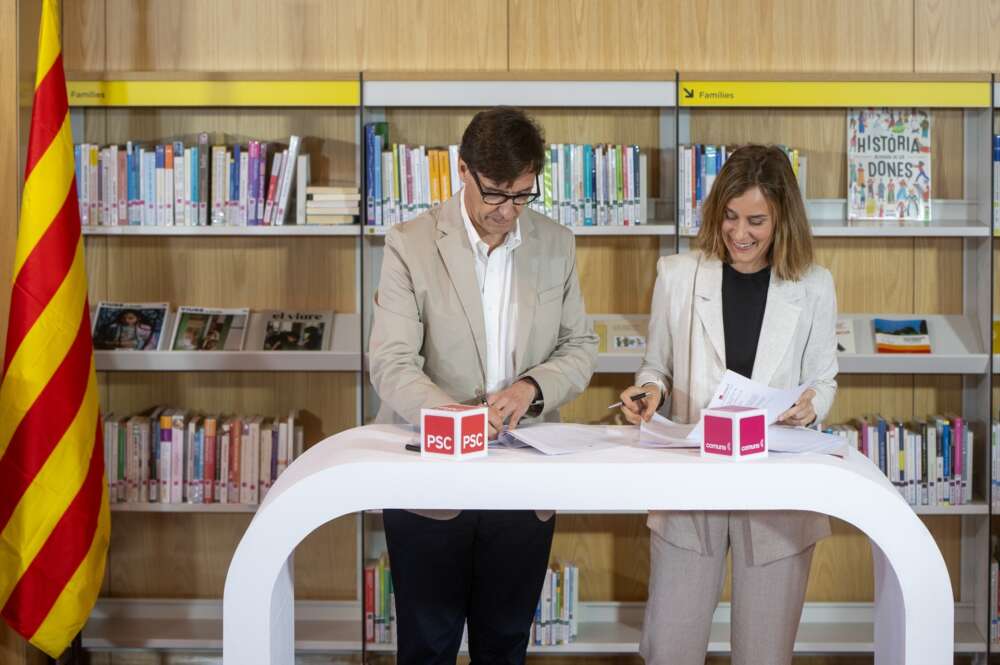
[637,250,839,565]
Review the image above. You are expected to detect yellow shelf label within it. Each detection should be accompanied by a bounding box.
[67,80,360,107]
[678,81,990,108]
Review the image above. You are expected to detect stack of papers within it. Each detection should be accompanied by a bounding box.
[495,423,633,456]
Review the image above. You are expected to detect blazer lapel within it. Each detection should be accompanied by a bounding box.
[693,257,726,369]
[513,215,538,375]
[435,195,488,375]
[751,277,804,387]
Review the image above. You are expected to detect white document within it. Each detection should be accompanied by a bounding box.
[767,426,849,457]
[688,371,811,441]
[497,423,632,456]
[639,413,698,449]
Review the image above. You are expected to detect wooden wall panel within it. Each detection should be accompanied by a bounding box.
[0,0,21,377]
[914,238,964,314]
[84,236,357,313]
[576,237,660,315]
[914,0,1000,72]
[510,0,912,72]
[91,0,505,72]
[63,0,104,70]
[814,239,915,313]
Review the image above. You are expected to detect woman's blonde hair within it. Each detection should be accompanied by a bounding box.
[695,144,813,281]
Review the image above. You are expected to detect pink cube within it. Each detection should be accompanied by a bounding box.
[421,404,489,460]
[700,406,768,460]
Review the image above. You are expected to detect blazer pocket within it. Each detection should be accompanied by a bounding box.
[537,284,562,305]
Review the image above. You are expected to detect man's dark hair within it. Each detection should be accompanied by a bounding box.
[459,106,545,186]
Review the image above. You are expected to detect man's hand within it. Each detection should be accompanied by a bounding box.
[486,380,538,431]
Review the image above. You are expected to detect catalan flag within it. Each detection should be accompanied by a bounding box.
[0,0,109,657]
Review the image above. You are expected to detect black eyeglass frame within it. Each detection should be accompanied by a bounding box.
[469,170,541,206]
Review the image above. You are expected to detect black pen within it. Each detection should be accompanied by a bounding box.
[607,391,649,410]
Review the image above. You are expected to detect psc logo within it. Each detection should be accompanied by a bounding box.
[461,414,486,454]
[424,415,454,454]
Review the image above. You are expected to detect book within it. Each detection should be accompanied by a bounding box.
[92,302,169,350]
[847,108,932,221]
[836,318,856,353]
[169,306,249,351]
[873,318,931,354]
[590,315,648,354]
[244,310,334,351]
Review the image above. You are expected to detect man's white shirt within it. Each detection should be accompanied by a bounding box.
[460,188,520,394]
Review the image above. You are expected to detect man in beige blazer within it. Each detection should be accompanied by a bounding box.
[369,107,598,665]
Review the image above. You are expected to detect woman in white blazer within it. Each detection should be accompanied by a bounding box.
[619,145,838,665]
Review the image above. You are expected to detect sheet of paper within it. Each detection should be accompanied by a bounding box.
[767,426,849,457]
[689,371,811,441]
[639,413,698,448]
[499,423,632,455]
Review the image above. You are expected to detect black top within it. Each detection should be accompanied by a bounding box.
[722,262,771,379]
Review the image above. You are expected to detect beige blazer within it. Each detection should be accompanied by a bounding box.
[637,250,839,565]
[368,192,599,518]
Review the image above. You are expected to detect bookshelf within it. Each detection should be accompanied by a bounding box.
[677,72,994,660]
[67,71,367,661]
[359,72,677,428]
[50,70,998,662]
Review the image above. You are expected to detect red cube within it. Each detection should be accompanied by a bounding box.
[420,404,489,460]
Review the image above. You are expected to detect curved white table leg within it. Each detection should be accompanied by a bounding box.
[872,542,904,665]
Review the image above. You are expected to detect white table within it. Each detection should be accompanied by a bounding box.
[222,424,953,665]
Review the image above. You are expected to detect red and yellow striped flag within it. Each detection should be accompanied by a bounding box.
[0,0,109,657]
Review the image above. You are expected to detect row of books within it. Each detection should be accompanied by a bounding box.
[825,416,973,506]
[992,538,999,646]
[364,123,647,227]
[364,553,395,644]
[992,421,1000,512]
[533,563,580,647]
[678,144,805,231]
[361,555,579,647]
[993,135,1000,231]
[92,302,334,352]
[74,136,306,227]
[103,409,303,505]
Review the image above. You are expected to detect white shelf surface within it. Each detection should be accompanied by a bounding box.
[598,314,988,375]
[83,599,362,652]
[87,599,983,654]
[364,79,677,108]
[110,502,257,513]
[836,314,987,374]
[679,199,989,238]
[82,224,361,236]
[364,223,676,237]
[95,313,361,372]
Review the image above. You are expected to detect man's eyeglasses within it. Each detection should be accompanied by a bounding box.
[470,170,540,206]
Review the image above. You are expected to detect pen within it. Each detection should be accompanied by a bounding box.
[607,391,649,410]
[405,443,420,453]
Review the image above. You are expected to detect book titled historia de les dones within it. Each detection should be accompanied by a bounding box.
[847,108,931,222]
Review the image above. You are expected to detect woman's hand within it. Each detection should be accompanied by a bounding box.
[619,383,663,425]
[778,388,817,427]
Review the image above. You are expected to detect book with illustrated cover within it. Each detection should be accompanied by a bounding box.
[590,315,648,354]
[244,310,334,351]
[873,318,931,353]
[836,319,856,353]
[847,108,931,221]
[170,306,249,351]
[92,302,169,350]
